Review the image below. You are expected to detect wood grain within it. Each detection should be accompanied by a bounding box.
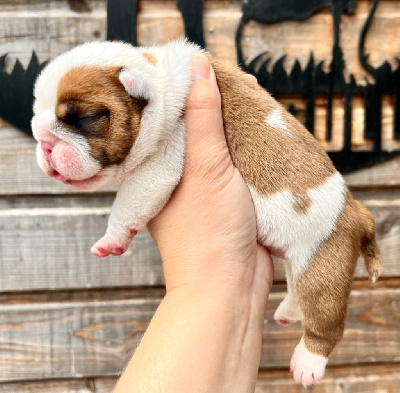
[0,286,398,382]
[2,363,399,392]
[254,364,400,393]
[0,191,399,291]
[5,363,398,393]
[0,126,116,195]
[0,379,94,393]
[0,206,164,290]
[1,118,400,198]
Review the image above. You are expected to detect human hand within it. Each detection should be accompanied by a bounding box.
[148,55,272,294]
[113,55,273,393]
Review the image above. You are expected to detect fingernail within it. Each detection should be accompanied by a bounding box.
[191,54,210,80]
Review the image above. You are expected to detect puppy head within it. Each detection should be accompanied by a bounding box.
[31,42,156,191]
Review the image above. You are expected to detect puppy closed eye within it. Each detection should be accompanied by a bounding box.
[77,109,110,127]
[57,102,110,136]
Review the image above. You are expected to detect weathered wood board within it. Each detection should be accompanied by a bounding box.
[2,363,400,393]
[0,190,399,291]
[3,125,399,195]
[0,212,164,290]
[254,364,400,393]
[0,284,399,382]
[0,379,95,393]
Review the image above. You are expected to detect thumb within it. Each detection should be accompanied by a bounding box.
[184,54,229,171]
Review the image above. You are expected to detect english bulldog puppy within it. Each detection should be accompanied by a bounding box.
[31,41,381,387]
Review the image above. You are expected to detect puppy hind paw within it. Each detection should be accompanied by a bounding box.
[275,318,296,326]
[290,339,327,387]
[274,296,303,325]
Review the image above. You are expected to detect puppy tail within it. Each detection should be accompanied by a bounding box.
[355,200,382,283]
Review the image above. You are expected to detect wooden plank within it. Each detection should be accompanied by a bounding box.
[1,363,399,393]
[254,364,400,393]
[4,364,399,393]
[94,364,400,393]
[0,205,164,291]
[0,189,399,291]
[1,115,400,197]
[0,285,399,382]
[0,379,94,393]
[344,156,400,188]
[0,1,107,73]
[0,126,116,195]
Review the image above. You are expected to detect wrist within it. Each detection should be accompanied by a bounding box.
[161,242,256,292]
[115,281,265,393]
[163,245,271,332]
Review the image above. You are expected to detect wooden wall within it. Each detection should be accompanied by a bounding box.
[0,0,399,391]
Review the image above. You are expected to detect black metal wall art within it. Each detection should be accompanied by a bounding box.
[107,0,138,44]
[0,0,398,174]
[0,53,47,136]
[235,0,400,173]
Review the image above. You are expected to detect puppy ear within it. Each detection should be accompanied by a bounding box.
[119,69,153,101]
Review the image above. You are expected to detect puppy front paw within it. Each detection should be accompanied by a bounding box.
[91,229,138,258]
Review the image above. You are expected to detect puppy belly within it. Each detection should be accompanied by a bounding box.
[248,171,346,277]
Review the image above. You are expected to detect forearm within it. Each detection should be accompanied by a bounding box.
[113,255,269,393]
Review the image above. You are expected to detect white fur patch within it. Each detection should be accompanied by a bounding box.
[248,172,346,277]
[119,69,153,100]
[118,41,201,176]
[290,338,328,387]
[265,107,291,136]
[274,294,303,323]
[274,260,303,323]
[107,118,186,237]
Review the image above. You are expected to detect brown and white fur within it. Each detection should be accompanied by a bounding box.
[31,41,381,387]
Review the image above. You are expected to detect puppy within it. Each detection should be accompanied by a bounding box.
[31,41,381,386]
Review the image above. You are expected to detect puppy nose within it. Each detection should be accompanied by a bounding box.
[41,141,53,161]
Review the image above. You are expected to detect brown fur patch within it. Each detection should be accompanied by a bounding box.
[294,191,381,357]
[295,192,360,357]
[208,59,381,358]
[56,66,146,167]
[142,52,158,65]
[210,58,337,197]
[293,193,312,215]
[354,200,382,280]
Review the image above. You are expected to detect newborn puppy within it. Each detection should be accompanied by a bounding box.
[31,41,381,387]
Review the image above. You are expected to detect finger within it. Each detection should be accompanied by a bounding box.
[184,55,227,162]
[186,54,221,110]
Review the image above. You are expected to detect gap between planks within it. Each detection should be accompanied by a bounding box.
[0,277,397,304]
